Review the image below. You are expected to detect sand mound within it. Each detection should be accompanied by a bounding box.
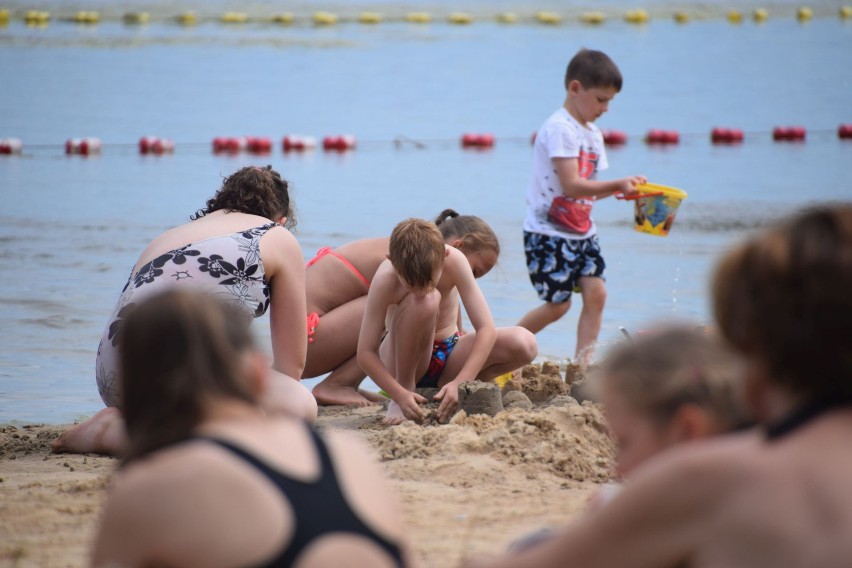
[369,362,614,483]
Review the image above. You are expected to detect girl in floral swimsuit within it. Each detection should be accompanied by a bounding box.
[54,165,316,456]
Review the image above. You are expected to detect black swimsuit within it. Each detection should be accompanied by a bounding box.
[765,395,852,440]
[210,427,405,568]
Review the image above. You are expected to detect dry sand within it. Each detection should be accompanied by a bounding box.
[0,363,615,568]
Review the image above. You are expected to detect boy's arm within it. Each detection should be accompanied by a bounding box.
[434,251,497,421]
[356,271,406,399]
[356,265,426,422]
[554,157,646,200]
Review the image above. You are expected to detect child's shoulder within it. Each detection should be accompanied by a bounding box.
[540,108,584,138]
[441,247,473,281]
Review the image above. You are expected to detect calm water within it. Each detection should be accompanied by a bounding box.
[1,5,850,423]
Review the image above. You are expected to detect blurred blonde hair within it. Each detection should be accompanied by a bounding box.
[592,324,751,431]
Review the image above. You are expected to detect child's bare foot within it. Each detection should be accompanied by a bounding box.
[312,383,380,407]
[51,407,126,456]
[381,401,408,425]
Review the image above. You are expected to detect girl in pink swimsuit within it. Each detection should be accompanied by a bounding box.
[304,209,537,407]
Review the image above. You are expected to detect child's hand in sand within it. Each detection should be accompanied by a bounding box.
[384,391,427,425]
[433,381,461,423]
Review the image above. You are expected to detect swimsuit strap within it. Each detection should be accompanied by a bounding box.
[305,246,371,289]
[305,246,334,268]
[765,394,852,441]
[204,425,404,568]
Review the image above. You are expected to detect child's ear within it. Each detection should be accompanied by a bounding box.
[451,238,463,249]
[567,79,582,95]
[385,253,391,261]
[670,403,715,442]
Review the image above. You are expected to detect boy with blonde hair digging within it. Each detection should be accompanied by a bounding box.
[358,219,535,425]
[519,48,646,369]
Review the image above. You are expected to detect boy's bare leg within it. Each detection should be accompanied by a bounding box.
[312,356,385,407]
[444,326,538,383]
[51,406,127,456]
[380,291,439,425]
[517,300,572,334]
[575,276,607,369]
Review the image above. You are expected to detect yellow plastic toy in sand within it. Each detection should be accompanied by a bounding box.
[618,183,688,237]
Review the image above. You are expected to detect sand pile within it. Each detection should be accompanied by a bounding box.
[370,362,614,483]
[0,362,616,567]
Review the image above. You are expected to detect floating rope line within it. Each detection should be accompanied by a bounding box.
[2,5,850,28]
[1,127,850,157]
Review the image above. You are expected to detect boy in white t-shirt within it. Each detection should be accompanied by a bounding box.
[518,48,646,369]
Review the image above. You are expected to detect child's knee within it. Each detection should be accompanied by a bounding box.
[582,283,607,309]
[406,288,441,313]
[548,300,572,319]
[510,327,538,363]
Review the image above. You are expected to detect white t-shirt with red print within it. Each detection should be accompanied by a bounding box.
[523,107,609,240]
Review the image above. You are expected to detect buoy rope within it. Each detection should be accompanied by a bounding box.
[6,128,848,153]
[3,6,850,27]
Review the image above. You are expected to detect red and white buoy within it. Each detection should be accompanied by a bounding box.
[246,137,272,154]
[322,135,357,152]
[645,129,679,144]
[212,137,248,154]
[66,137,102,155]
[772,126,806,141]
[460,133,495,148]
[601,129,627,145]
[0,138,23,155]
[282,135,318,152]
[838,124,852,140]
[139,136,174,155]
[710,127,744,144]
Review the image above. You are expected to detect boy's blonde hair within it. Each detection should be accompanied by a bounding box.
[389,218,446,291]
[591,325,751,432]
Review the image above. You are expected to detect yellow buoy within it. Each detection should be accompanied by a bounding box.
[673,11,690,23]
[0,9,8,25]
[73,11,96,24]
[176,12,197,25]
[25,10,50,24]
[448,12,473,24]
[123,12,150,25]
[753,8,769,22]
[406,12,431,23]
[580,11,606,24]
[624,9,649,23]
[358,11,382,24]
[797,6,813,21]
[536,11,562,24]
[496,12,517,24]
[841,6,852,18]
[727,9,743,23]
[270,13,293,24]
[221,12,248,24]
[313,11,338,25]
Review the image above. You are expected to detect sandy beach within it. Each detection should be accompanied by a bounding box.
[0,363,614,568]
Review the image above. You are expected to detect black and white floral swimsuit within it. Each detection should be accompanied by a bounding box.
[95,223,280,407]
